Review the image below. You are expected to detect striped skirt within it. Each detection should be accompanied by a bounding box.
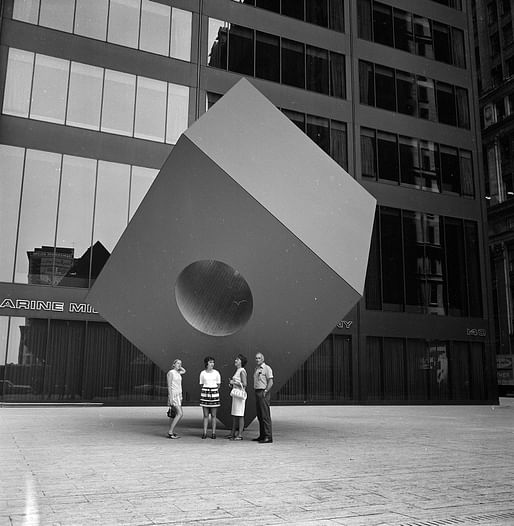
[200,386,220,408]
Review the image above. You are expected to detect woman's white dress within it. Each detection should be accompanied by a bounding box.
[231,367,246,417]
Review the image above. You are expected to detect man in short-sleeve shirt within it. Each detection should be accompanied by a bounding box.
[253,352,274,443]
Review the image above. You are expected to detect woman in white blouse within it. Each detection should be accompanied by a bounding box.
[167,359,186,439]
[199,356,221,439]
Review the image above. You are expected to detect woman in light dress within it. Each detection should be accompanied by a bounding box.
[167,359,186,439]
[199,356,221,439]
[228,354,248,441]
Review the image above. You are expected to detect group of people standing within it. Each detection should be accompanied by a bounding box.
[166,352,274,443]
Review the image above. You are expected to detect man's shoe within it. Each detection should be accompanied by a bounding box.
[251,437,263,441]
[258,438,273,443]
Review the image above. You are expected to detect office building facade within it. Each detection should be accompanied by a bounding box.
[0,0,497,404]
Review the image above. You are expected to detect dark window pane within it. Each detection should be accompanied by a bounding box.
[433,22,452,64]
[256,31,280,82]
[359,60,374,105]
[282,39,305,88]
[444,218,467,316]
[393,9,413,52]
[399,136,420,187]
[330,120,347,169]
[208,19,228,69]
[456,87,470,128]
[403,211,425,311]
[377,131,398,182]
[282,109,305,131]
[380,207,404,308]
[465,222,483,317]
[306,0,328,27]
[396,70,416,116]
[436,82,457,126]
[306,115,330,154]
[256,0,279,13]
[306,46,329,94]
[228,25,254,76]
[417,76,437,121]
[361,127,376,178]
[375,65,396,111]
[365,214,381,309]
[373,2,393,46]
[329,52,345,98]
[357,0,372,40]
[206,92,221,110]
[452,27,466,67]
[414,16,434,58]
[440,145,460,193]
[282,0,304,20]
[460,150,474,197]
[329,0,344,32]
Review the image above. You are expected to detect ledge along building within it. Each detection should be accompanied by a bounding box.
[0,0,497,405]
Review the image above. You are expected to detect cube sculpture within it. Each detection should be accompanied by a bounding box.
[87,79,376,427]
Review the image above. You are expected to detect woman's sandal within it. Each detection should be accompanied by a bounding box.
[201,433,207,439]
[168,433,180,439]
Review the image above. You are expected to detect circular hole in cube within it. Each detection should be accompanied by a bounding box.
[175,260,253,336]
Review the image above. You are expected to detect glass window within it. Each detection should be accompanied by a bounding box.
[375,65,396,111]
[393,9,413,52]
[377,131,398,182]
[399,136,420,187]
[257,0,280,13]
[380,207,404,309]
[282,0,304,20]
[66,62,103,130]
[456,87,470,129]
[101,70,136,137]
[460,150,474,197]
[171,8,192,61]
[444,218,467,316]
[228,25,254,76]
[306,115,329,154]
[3,48,34,118]
[357,0,372,40]
[306,0,328,27]
[208,19,228,69]
[359,61,374,105]
[12,0,40,23]
[130,166,157,219]
[282,109,305,131]
[329,52,345,99]
[329,0,344,32]
[414,16,434,59]
[108,0,141,49]
[420,140,440,192]
[166,83,189,145]
[436,82,457,126]
[93,161,130,254]
[75,0,109,40]
[433,22,452,64]
[403,211,425,311]
[134,77,167,142]
[373,2,394,47]
[452,28,466,67]
[30,54,69,125]
[396,70,416,116]
[39,0,74,32]
[306,46,329,95]
[56,156,96,287]
[440,145,460,193]
[361,128,376,179]
[330,120,347,169]
[15,150,61,284]
[0,145,24,282]
[256,31,280,82]
[417,76,437,121]
[465,222,483,317]
[282,39,305,89]
[140,0,171,56]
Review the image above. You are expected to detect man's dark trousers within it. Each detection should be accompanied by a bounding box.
[255,389,272,439]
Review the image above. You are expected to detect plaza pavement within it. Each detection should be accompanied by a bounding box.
[1,400,514,526]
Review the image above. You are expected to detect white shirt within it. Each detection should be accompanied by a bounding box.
[199,369,221,387]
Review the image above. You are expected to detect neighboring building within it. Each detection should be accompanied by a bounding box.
[0,0,496,404]
[472,0,514,392]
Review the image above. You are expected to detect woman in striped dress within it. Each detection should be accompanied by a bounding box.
[199,356,221,439]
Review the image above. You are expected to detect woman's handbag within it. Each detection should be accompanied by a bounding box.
[230,386,247,400]
[167,406,177,418]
